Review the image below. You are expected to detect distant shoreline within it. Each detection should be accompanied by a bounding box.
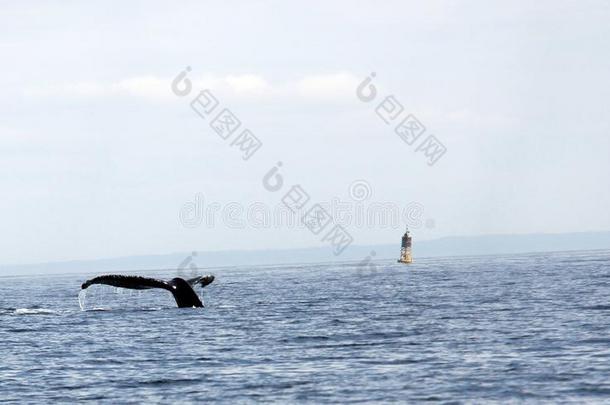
[2,231,609,277]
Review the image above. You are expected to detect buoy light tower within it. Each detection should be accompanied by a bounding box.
[398,227,413,264]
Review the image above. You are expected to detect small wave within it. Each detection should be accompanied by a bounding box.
[88,307,110,312]
[581,305,610,310]
[13,308,58,315]
[360,358,421,365]
[286,335,330,343]
[136,378,202,387]
[579,338,610,344]
[83,306,166,313]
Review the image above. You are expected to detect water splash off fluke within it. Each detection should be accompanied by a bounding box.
[78,289,87,311]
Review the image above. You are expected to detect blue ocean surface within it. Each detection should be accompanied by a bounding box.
[1,250,609,403]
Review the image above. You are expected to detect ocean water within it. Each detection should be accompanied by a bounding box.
[1,250,609,403]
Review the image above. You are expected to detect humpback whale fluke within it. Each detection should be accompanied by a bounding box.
[81,274,215,308]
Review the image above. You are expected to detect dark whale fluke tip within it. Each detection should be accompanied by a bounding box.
[80,274,215,308]
[187,274,215,288]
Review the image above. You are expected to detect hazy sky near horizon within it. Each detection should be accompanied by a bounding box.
[1,1,609,265]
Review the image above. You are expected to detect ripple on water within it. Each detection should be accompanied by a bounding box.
[1,250,609,402]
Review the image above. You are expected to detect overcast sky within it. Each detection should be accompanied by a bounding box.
[1,1,609,265]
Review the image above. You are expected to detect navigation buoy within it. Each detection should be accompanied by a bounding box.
[397,227,413,264]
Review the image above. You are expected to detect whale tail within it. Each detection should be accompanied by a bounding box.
[166,277,203,308]
[81,274,214,308]
[186,274,215,288]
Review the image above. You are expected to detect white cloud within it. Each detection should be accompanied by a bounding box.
[24,81,109,98]
[112,76,170,100]
[293,72,360,101]
[223,74,271,95]
[445,109,517,128]
[23,72,361,103]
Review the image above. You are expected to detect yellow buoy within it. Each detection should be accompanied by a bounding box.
[397,227,413,264]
